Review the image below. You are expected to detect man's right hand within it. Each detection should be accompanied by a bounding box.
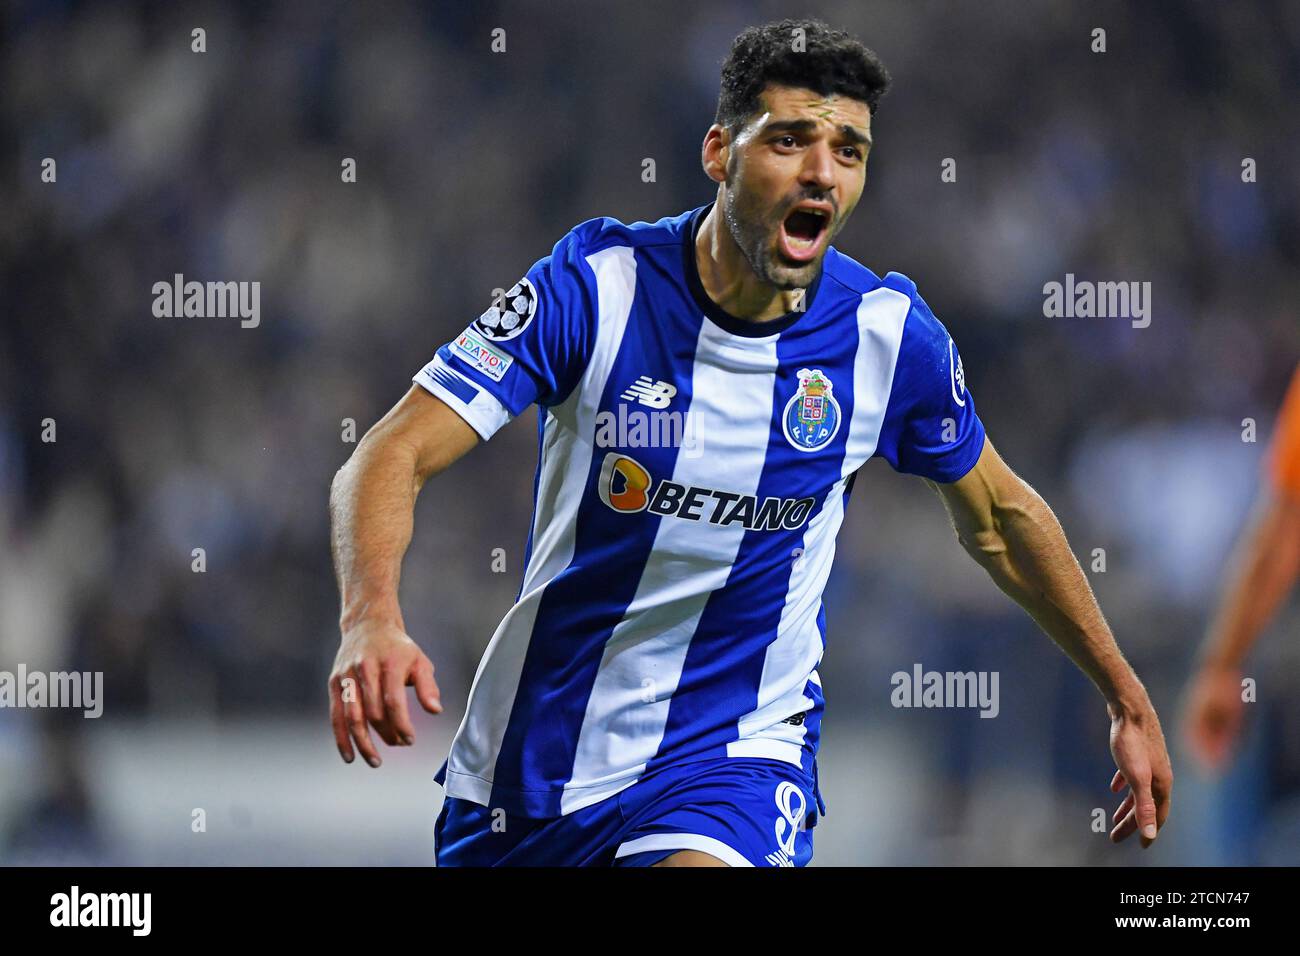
[329,618,443,767]
[327,388,476,767]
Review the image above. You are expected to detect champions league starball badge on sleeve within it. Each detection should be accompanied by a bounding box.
[473,277,538,341]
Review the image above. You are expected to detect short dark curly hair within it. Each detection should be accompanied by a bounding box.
[715,18,891,134]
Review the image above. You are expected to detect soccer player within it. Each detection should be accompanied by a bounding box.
[1182,363,1300,772]
[328,18,1172,866]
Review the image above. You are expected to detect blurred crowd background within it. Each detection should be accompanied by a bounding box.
[2,0,1298,865]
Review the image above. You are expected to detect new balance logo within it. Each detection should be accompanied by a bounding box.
[620,376,677,409]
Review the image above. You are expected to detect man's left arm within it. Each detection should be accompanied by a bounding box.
[930,435,1172,848]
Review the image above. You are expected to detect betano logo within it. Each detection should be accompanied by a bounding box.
[597,453,815,531]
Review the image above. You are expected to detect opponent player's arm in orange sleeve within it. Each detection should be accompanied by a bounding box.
[928,435,1172,848]
[1182,366,1300,772]
[327,386,480,768]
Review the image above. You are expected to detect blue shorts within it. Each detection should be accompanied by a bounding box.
[434,756,821,867]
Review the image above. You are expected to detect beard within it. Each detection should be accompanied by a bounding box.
[721,175,829,291]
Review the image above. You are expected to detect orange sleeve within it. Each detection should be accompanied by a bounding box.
[1266,363,1300,498]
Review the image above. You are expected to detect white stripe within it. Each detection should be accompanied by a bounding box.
[842,286,912,471]
[725,737,806,765]
[732,477,845,752]
[441,246,638,802]
[614,833,753,867]
[561,320,780,813]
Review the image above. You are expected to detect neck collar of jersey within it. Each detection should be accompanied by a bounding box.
[683,200,825,338]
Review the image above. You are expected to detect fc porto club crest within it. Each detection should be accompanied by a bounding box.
[782,368,841,452]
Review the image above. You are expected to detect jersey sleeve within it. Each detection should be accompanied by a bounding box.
[412,227,597,440]
[873,277,986,483]
[1266,363,1300,500]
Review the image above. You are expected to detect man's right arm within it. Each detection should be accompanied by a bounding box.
[1182,490,1300,770]
[328,385,480,767]
[1182,364,1300,771]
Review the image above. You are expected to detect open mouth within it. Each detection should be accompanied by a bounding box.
[779,205,831,263]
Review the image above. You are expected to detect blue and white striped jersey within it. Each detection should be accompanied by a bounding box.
[414,201,985,819]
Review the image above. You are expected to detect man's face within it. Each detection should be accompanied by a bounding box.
[718,85,873,290]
